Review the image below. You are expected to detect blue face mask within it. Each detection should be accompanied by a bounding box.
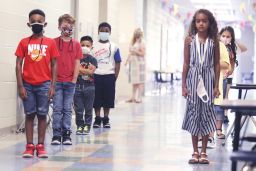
[99,32,110,41]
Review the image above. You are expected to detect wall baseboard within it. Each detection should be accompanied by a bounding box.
[0,125,22,137]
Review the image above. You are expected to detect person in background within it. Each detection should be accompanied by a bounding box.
[125,28,146,103]
[92,22,122,129]
[219,26,238,123]
[74,35,97,135]
[206,41,230,148]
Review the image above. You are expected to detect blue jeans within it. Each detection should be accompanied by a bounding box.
[74,84,95,127]
[52,82,76,137]
[223,78,228,98]
[215,105,224,121]
[23,81,51,115]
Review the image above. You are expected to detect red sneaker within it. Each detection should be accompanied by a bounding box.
[36,144,48,158]
[22,144,35,158]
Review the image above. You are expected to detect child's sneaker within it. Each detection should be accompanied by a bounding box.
[51,136,61,145]
[207,136,215,148]
[103,117,111,128]
[36,144,48,158]
[76,126,84,135]
[83,125,90,135]
[93,116,102,128]
[223,115,229,123]
[22,143,35,158]
[62,130,72,145]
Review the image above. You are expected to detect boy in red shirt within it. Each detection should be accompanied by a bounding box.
[51,14,82,145]
[15,9,59,158]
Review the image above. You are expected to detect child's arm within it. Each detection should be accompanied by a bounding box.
[114,48,122,79]
[214,39,220,97]
[236,41,247,53]
[49,58,57,99]
[115,63,121,79]
[226,57,235,77]
[182,36,191,97]
[79,63,96,75]
[16,57,27,99]
[72,59,80,83]
[220,61,229,70]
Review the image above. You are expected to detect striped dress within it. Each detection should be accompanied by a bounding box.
[182,36,217,136]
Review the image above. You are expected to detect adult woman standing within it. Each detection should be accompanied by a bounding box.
[125,28,146,103]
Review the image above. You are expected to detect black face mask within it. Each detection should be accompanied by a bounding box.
[31,23,44,34]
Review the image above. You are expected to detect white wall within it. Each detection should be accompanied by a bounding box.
[145,0,183,72]
[0,0,72,129]
[108,0,136,100]
[76,0,99,41]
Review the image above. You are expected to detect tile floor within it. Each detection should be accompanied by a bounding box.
[0,86,255,171]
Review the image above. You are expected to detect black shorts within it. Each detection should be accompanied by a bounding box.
[227,78,233,84]
[93,74,116,108]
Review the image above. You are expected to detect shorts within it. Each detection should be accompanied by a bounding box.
[227,78,233,84]
[23,81,50,116]
[93,74,116,108]
[214,105,224,121]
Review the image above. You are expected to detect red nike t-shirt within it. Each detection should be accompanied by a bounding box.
[15,36,60,85]
[54,37,83,82]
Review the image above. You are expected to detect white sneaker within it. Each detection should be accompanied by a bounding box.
[207,137,215,148]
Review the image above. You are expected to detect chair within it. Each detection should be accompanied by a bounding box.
[153,71,169,93]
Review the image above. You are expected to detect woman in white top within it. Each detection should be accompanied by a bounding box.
[125,28,146,103]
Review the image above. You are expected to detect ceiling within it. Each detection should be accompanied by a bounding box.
[173,0,256,23]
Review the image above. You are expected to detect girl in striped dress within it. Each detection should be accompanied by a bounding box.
[182,9,220,164]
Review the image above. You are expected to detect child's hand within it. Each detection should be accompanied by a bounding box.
[48,86,55,100]
[214,87,220,98]
[182,87,190,98]
[88,63,96,70]
[18,86,27,100]
[225,69,233,77]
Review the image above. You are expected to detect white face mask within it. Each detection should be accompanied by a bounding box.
[197,75,209,103]
[220,36,231,45]
[99,32,110,41]
[82,46,91,55]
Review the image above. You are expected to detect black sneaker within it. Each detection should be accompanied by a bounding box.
[51,136,61,145]
[62,131,72,145]
[223,116,229,123]
[83,125,91,135]
[76,126,84,135]
[93,116,102,128]
[103,117,111,128]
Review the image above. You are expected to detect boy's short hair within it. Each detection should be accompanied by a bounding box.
[29,9,45,18]
[98,22,111,32]
[80,36,93,44]
[58,14,75,26]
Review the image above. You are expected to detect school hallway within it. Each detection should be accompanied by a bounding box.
[1,85,251,171]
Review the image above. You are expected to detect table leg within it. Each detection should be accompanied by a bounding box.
[238,89,242,99]
[231,161,237,171]
[232,112,242,171]
[233,113,242,150]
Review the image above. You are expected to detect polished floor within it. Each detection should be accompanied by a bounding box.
[0,86,255,171]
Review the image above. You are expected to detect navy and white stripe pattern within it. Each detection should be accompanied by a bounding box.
[182,36,217,136]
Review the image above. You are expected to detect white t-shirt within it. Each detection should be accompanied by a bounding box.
[92,41,121,75]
